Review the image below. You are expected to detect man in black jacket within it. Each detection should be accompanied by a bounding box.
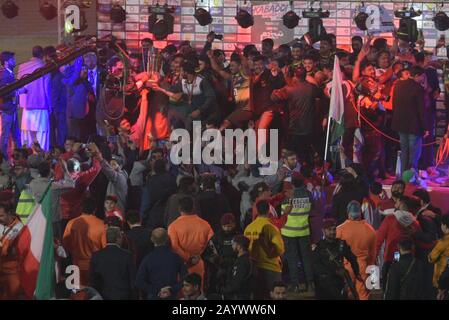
[135,228,187,300]
[312,218,361,300]
[204,213,238,296]
[222,235,253,300]
[125,210,153,269]
[89,227,137,300]
[271,66,322,165]
[392,67,428,174]
[141,159,177,229]
[196,174,231,232]
[384,239,426,300]
[0,51,21,160]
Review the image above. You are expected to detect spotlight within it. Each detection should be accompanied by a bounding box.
[283,10,300,29]
[394,7,422,19]
[148,4,175,40]
[40,1,57,20]
[354,11,369,31]
[1,0,18,19]
[302,8,330,19]
[110,4,127,23]
[433,11,449,31]
[397,18,419,43]
[194,8,212,26]
[235,9,254,28]
[301,17,327,45]
[393,7,421,43]
[299,8,329,46]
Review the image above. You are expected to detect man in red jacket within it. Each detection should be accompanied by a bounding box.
[55,143,101,227]
[376,195,420,291]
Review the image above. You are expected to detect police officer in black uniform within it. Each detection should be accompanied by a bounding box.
[312,218,361,300]
[203,213,239,297]
[221,235,253,300]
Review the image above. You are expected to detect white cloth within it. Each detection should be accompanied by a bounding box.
[21,109,50,150]
[21,109,49,132]
[21,129,49,151]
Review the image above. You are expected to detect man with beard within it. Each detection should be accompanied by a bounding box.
[355,62,385,180]
[204,213,239,297]
[312,218,361,300]
[152,60,217,131]
[302,54,319,86]
[319,35,335,69]
[251,55,286,150]
[221,235,253,300]
[209,52,253,131]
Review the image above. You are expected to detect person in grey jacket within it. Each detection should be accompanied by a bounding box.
[98,153,128,212]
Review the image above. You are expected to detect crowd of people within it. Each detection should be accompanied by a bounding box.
[1,29,449,300]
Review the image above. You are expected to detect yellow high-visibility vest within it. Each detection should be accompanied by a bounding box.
[281,189,312,238]
[16,189,35,223]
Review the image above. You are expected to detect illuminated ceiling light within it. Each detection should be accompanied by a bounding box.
[110,3,127,23]
[1,0,19,19]
[40,1,57,20]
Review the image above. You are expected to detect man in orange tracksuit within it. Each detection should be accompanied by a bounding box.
[337,201,377,300]
[63,197,106,286]
[0,203,24,300]
[168,196,214,285]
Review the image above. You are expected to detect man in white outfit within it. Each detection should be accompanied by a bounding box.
[18,46,51,150]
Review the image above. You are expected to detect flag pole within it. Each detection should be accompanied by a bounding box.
[324,110,332,164]
[324,57,339,164]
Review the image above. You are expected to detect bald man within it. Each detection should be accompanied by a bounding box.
[136,228,187,300]
[337,201,377,300]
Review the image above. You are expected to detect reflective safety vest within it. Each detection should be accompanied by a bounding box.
[16,189,35,223]
[281,187,312,238]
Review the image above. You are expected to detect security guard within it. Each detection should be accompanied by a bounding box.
[281,175,314,293]
[312,218,361,300]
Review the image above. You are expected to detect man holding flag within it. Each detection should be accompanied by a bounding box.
[324,57,360,167]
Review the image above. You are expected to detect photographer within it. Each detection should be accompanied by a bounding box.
[55,142,102,224]
[97,149,128,213]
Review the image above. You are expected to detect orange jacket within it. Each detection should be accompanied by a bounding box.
[168,214,214,278]
[337,219,377,275]
[63,214,106,271]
